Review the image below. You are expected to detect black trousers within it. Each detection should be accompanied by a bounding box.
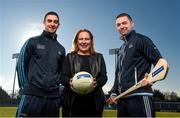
[117,95,155,117]
[62,93,104,117]
[16,95,60,117]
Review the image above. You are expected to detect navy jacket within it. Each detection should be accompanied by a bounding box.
[111,30,162,96]
[17,30,65,98]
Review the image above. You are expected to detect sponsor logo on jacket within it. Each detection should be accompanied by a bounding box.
[37,44,45,49]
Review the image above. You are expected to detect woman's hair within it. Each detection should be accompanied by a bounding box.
[71,28,96,55]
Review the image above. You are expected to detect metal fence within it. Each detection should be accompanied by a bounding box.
[155,102,180,112]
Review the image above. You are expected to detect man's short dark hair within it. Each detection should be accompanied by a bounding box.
[43,11,59,22]
[116,13,132,21]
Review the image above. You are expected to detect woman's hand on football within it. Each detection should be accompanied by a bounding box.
[92,78,97,88]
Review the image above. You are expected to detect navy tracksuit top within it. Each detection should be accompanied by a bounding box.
[17,30,65,98]
[111,30,162,96]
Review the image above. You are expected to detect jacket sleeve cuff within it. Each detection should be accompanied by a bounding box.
[111,93,117,96]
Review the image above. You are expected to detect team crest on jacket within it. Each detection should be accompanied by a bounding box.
[37,44,45,49]
[128,44,133,48]
[58,51,62,55]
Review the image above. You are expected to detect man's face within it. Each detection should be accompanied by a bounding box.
[116,16,134,37]
[44,15,59,33]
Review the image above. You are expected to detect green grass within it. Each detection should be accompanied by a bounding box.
[0,107,17,117]
[103,110,180,117]
[1,107,180,117]
[103,109,117,117]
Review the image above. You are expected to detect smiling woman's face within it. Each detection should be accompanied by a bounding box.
[77,31,92,55]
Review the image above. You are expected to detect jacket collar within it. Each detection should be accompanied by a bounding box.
[120,30,136,43]
[41,30,57,40]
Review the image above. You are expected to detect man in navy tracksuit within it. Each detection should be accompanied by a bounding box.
[108,13,165,117]
[16,11,65,117]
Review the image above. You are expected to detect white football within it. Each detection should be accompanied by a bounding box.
[71,71,94,95]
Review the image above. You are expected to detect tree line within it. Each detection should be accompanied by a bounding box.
[0,86,180,106]
[0,87,20,106]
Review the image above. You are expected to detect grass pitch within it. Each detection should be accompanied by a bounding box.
[0,107,180,117]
